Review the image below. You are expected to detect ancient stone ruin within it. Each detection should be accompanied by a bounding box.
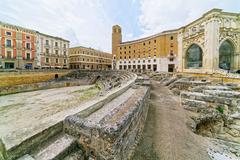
[152,73,240,158]
[0,70,150,160]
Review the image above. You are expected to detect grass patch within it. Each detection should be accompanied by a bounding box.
[216,105,224,114]
[0,72,67,87]
[73,84,101,101]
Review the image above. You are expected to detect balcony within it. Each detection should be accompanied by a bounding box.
[45,44,50,48]
[54,46,59,49]
[4,56,15,61]
[167,53,177,59]
[5,45,13,48]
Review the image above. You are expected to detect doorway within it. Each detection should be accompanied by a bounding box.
[168,64,174,72]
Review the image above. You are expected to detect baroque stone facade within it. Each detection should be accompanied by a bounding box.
[177,9,240,74]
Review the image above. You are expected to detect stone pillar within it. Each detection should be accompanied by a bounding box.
[204,17,220,74]
[177,30,183,72]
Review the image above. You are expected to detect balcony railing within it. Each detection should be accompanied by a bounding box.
[167,53,177,59]
[45,44,50,48]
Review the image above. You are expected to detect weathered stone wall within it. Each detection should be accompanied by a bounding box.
[0,70,133,96]
[1,71,137,160]
[64,86,150,160]
[0,80,90,96]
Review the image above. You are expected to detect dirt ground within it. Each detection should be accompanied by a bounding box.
[133,80,211,160]
[0,85,99,150]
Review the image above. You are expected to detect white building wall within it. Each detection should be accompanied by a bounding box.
[116,57,177,72]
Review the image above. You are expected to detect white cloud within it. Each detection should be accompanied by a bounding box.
[138,0,240,37]
[0,0,113,52]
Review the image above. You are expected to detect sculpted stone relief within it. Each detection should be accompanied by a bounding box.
[219,29,238,47]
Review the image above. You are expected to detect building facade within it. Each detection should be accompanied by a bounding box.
[112,9,240,74]
[0,21,36,69]
[0,21,70,69]
[177,9,240,74]
[69,46,112,70]
[112,26,178,72]
[36,32,69,69]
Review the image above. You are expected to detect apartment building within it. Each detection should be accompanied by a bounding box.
[0,21,69,69]
[69,46,112,70]
[36,32,69,69]
[0,21,36,69]
[112,25,178,72]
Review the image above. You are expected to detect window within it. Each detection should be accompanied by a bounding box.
[154,39,157,43]
[64,44,66,48]
[55,50,58,54]
[26,53,31,60]
[170,43,174,47]
[56,59,58,63]
[170,58,174,62]
[46,40,49,45]
[26,43,30,49]
[46,58,49,63]
[7,51,12,58]
[6,31,11,36]
[148,65,151,70]
[46,49,49,54]
[6,40,11,47]
[186,44,203,68]
[64,51,66,55]
[170,36,174,40]
[26,36,30,39]
[143,43,145,46]
[55,42,58,47]
[219,40,234,70]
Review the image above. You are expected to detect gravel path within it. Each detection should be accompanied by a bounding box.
[133,80,211,160]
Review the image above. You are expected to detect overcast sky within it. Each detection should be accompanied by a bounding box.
[0,0,239,52]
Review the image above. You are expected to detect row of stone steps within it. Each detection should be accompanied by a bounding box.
[63,85,150,159]
[18,134,77,160]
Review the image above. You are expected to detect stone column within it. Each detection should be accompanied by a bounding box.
[177,30,183,72]
[204,17,220,74]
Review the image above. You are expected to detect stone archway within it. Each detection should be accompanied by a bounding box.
[185,44,203,69]
[219,40,235,70]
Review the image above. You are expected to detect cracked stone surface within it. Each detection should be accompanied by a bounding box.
[0,85,96,150]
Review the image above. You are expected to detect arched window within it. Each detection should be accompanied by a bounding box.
[219,40,234,70]
[186,44,203,68]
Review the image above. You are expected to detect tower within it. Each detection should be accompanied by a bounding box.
[112,25,122,69]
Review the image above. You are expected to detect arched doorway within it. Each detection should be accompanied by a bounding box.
[219,40,234,70]
[186,44,203,68]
